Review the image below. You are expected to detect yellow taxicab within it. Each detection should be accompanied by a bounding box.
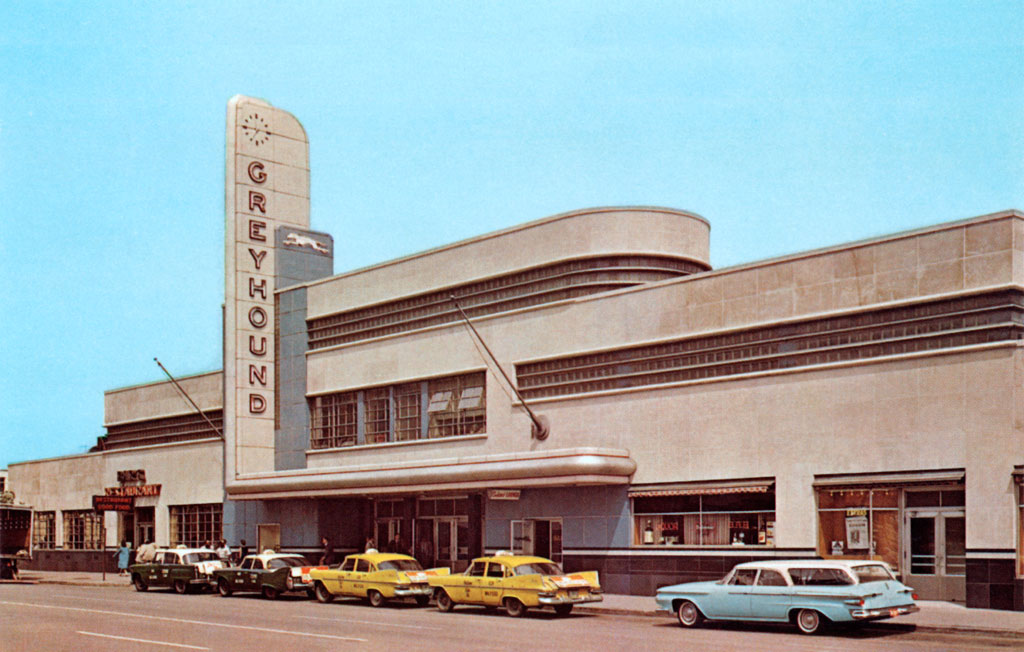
[308,551,449,607]
[428,552,602,617]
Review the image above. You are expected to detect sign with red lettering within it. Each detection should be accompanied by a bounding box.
[93,495,135,512]
[104,484,161,497]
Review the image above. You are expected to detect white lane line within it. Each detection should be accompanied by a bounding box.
[0,601,366,643]
[293,614,443,630]
[78,631,209,650]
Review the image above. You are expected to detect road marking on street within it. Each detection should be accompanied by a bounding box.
[78,632,209,650]
[0,601,367,643]
[293,614,443,630]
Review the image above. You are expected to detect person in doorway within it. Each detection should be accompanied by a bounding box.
[386,533,406,555]
[114,540,132,576]
[364,536,376,553]
[318,536,335,566]
[416,533,434,568]
[236,539,249,563]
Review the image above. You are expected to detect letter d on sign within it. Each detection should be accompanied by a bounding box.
[249,393,267,414]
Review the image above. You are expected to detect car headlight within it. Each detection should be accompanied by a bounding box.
[286,576,294,590]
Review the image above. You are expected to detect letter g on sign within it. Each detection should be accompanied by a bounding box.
[247,161,267,184]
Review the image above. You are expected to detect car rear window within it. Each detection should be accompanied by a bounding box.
[183,552,219,564]
[379,559,423,572]
[788,568,853,586]
[268,556,310,568]
[513,562,562,576]
[852,564,894,583]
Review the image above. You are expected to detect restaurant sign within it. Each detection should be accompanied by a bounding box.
[487,489,521,501]
[104,484,161,497]
[93,495,135,512]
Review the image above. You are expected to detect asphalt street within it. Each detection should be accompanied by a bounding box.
[1,583,1022,651]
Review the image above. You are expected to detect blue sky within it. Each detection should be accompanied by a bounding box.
[1,1,1022,469]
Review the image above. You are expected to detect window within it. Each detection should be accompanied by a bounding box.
[486,563,506,578]
[1018,480,1024,577]
[340,557,356,571]
[169,504,222,548]
[240,557,255,570]
[757,569,787,586]
[790,567,853,586]
[310,392,358,448]
[63,510,103,550]
[816,487,899,567]
[730,569,757,585]
[428,374,485,438]
[355,559,371,573]
[309,372,486,449]
[33,511,55,549]
[468,561,487,576]
[632,486,775,547]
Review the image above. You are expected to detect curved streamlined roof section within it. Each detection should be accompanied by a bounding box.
[226,447,636,499]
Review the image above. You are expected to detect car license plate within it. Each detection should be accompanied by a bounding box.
[889,608,899,618]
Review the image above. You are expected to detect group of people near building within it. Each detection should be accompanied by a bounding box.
[317,533,415,567]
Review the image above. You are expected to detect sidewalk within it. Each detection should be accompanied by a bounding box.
[6,571,1024,638]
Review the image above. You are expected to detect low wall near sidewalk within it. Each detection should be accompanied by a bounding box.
[21,549,121,573]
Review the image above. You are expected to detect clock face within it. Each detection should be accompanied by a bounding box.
[241,112,270,147]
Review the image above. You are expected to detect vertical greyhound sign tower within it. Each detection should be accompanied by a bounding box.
[224,96,310,479]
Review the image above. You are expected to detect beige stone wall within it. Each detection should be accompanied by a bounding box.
[104,371,222,426]
[7,440,223,547]
[305,207,710,319]
[304,210,1024,551]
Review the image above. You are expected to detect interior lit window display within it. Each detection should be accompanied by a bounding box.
[816,487,899,567]
[632,489,775,547]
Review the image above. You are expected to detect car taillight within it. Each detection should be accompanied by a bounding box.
[912,593,919,600]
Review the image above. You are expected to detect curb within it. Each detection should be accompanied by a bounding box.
[12,578,1024,639]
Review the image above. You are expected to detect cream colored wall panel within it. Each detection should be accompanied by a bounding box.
[105,372,222,425]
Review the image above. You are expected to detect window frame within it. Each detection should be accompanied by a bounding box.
[62,510,103,550]
[168,503,222,549]
[631,487,776,548]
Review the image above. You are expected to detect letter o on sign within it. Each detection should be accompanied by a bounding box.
[247,161,267,184]
[248,306,268,329]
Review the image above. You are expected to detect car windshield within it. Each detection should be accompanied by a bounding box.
[789,567,854,586]
[183,552,219,564]
[268,556,310,568]
[513,562,563,576]
[852,564,894,583]
[379,559,423,572]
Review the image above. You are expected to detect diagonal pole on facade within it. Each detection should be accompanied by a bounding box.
[448,296,549,440]
[153,358,224,439]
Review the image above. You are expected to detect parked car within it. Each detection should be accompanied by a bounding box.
[655,560,919,635]
[428,552,602,617]
[130,547,225,594]
[212,552,326,599]
[309,552,450,607]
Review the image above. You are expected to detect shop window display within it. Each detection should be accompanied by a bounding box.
[632,489,775,547]
[816,488,899,567]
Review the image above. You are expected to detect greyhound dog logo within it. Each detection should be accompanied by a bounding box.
[282,232,329,254]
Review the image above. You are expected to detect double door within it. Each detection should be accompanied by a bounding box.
[904,509,965,602]
[432,518,469,572]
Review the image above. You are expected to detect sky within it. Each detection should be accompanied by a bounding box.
[1,1,1022,469]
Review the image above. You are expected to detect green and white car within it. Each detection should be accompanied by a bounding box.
[212,552,326,600]
[130,548,225,594]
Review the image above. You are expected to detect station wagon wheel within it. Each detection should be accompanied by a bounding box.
[132,575,148,592]
[676,600,703,627]
[436,590,455,612]
[553,604,573,617]
[173,580,188,595]
[262,585,279,600]
[368,590,385,608]
[315,582,334,603]
[504,598,527,618]
[217,579,232,597]
[796,608,824,635]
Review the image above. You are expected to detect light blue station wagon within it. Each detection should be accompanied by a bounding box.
[655,560,919,635]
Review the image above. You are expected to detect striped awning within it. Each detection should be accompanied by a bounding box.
[629,479,772,498]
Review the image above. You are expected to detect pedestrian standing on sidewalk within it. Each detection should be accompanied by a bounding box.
[114,540,132,576]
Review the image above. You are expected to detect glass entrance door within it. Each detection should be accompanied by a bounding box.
[905,510,965,602]
[434,518,470,573]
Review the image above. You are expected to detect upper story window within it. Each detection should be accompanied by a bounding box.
[310,372,485,449]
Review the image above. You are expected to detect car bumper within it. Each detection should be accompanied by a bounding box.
[394,585,433,597]
[850,604,920,620]
[538,593,603,605]
[189,577,217,586]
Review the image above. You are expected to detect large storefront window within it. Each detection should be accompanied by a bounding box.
[816,487,899,567]
[169,504,222,548]
[33,511,55,549]
[63,510,103,550]
[631,483,775,547]
[311,372,486,449]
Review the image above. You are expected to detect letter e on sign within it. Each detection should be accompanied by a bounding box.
[249,220,267,242]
